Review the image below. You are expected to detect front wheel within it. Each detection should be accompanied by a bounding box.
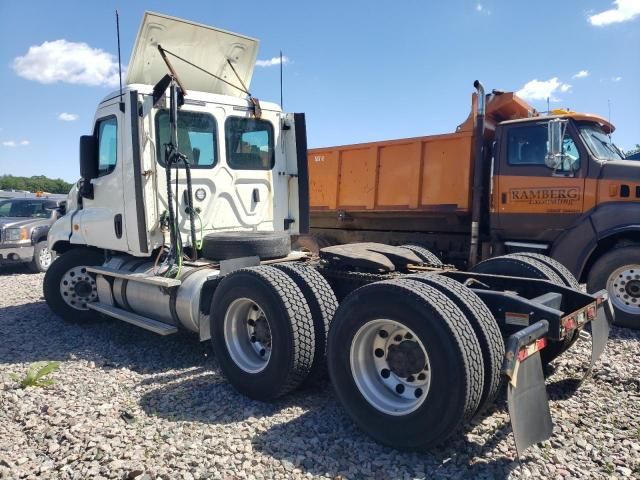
[588,246,640,329]
[28,241,55,273]
[43,248,104,322]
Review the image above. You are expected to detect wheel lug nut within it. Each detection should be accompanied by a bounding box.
[378,330,388,338]
[380,369,390,379]
[374,348,384,358]
[395,384,405,394]
[414,388,423,398]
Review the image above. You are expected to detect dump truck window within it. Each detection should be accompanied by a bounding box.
[96,117,118,177]
[507,124,580,172]
[155,110,218,168]
[225,117,274,170]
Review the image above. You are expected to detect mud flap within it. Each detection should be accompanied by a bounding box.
[590,290,613,369]
[503,320,553,456]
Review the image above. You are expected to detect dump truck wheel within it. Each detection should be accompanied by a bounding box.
[273,263,338,382]
[28,241,55,273]
[201,231,291,261]
[509,253,580,289]
[588,245,640,329]
[327,278,484,450]
[210,266,315,400]
[471,255,572,365]
[406,273,504,415]
[43,248,103,322]
[400,244,442,266]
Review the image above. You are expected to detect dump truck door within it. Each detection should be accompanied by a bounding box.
[493,121,587,243]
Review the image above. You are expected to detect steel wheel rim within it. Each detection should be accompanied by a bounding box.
[224,298,272,373]
[60,266,97,311]
[39,247,52,269]
[350,319,431,416]
[607,265,640,314]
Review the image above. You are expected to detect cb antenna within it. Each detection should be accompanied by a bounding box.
[116,10,124,112]
[279,50,284,110]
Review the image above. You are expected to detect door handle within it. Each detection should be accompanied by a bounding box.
[252,188,260,203]
[501,193,507,204]
[114,214,123,239]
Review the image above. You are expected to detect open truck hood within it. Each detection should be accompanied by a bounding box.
[126,11,259,97]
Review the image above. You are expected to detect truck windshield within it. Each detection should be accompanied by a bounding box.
[579,124,624,161]
[0,200,50,218]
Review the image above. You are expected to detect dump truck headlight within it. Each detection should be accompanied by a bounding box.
[5,228,28,242]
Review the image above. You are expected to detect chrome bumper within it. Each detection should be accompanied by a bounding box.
[0,245,34,263]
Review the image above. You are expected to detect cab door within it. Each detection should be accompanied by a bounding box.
[73,103,128,250]
[493,121,587,243]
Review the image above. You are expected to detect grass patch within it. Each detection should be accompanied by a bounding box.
[10,361,61,388]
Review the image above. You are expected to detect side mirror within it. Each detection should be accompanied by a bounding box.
[545,119,568,169]
[79,135,99,179]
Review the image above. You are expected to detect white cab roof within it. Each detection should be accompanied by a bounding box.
[126,11,259,97]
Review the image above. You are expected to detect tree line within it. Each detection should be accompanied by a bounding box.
[0,175,73,194]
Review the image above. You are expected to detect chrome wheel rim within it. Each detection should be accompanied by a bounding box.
[39,247,52,269]
[350,319,431,416]
[60,266,97,311]
[223,298,272,373]
[607,265,640,314]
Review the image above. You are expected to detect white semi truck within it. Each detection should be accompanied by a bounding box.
[44,12,613,454]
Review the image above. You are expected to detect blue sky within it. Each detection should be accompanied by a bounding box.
[0,0,638,182]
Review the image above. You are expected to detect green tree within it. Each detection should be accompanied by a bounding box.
[625,144,640,157]
[0,175,73,194]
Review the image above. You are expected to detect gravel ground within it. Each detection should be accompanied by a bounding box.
[1,268,639,480]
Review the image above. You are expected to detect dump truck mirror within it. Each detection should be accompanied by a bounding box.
[79,135,99,180]
[545,119,568,169]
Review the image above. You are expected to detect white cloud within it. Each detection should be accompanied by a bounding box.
[476,3,491,15]
[2,140,29,148]
[516,77,572,102]
[13,39,122,88]
[612,76,623,82]
[255,55,290,68]
[588,0,640,26]
[58,112,79,121]
[573,70,590,78]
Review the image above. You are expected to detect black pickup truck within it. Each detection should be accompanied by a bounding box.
[0,197,65,272]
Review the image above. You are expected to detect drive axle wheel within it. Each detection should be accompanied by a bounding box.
[211,266,315,400]
[351,319,431,415]
[43,248,104,322]
[327,278,484,450]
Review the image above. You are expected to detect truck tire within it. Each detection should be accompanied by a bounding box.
[327,278,484,450]
[43,248,104,322]
[210,266,315,400]
[509,253,580,289]
[471,255,570,366]
[400,244,442,266]
[587,245,640,329]
[273,262,338,382]
[28,241,55,273]
[471,255,565,286]
[406,273,504,415]
[201,231,291,261]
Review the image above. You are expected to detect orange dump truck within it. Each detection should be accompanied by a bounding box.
[305,81,640,328]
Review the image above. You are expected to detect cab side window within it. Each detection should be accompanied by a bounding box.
[507,123,580,172]
[225,117,274,170]
[96,117,118,176]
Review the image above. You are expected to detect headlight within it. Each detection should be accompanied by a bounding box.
[5,228,28,242]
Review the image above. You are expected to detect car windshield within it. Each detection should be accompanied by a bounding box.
[579,124,624,161]
[0,200,50,218]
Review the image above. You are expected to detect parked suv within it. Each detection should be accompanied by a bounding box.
[0,198,65,272]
